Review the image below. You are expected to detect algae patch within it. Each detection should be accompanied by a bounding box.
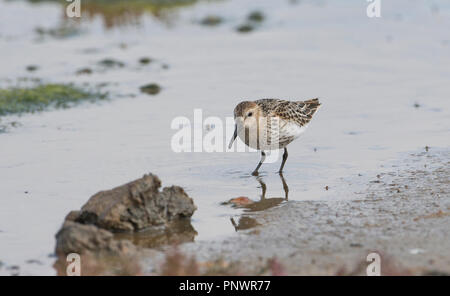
[0,84,107,116]
[28,0,205,28]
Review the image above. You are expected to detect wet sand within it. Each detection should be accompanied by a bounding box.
[153,148,450,275]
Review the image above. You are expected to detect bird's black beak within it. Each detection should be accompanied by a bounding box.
[228,124,238,149]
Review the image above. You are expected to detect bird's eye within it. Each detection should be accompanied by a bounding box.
[247,112,253,117]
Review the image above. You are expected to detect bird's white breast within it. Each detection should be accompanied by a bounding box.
[236,118,308,150]
[280,121,308,140]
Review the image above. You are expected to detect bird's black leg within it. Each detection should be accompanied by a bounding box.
[252,151,266,176]
[256,176,267,199]
[278,147,288,173]
[279,172,289,200]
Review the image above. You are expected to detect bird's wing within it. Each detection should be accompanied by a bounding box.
[273,98,321,127]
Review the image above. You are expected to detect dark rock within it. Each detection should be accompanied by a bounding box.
[26,65,39,72]
[53,222,142,275]
[55,174,196,257]
[236,24,254,33]
[200,15,223,26]
[53,173,196,275]
[98,58,125,68]
[64,210,81,222]
[140,83,161,95]
[247,11,265,23]
[75,174,196,232]
[55,221,137,256]
[139,57,152,65]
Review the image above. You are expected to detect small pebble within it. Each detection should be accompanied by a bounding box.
[200,15,223,26]
[247,11,265,23]
[236,24,254,33]
[26,65,39,72]
[140,83,161,95]
[139,57,152,65]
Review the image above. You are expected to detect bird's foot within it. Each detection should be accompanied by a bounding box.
[251,171,259,176]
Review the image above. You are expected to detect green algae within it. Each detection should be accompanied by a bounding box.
[28,0,205,27]
[0,84,106,116]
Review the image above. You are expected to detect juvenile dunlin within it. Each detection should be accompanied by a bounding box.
[228,98,321,175]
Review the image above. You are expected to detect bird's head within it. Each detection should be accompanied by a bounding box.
[228,101,261,149]
[234,101,261,128]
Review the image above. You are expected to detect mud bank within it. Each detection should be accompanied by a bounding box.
[53,149,449,275]
[161,149,450,275]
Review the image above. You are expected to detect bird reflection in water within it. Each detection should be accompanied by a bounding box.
[230,173,289,231]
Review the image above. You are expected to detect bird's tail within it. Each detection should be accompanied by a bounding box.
[303,98,321,106]
[301,98,321,116]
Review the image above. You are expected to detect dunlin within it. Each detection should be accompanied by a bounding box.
[228,98,321,175]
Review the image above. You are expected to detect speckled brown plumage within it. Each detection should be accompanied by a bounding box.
[230,98,321,175]
[254,98,321,127]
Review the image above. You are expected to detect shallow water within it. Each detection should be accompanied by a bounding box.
[0,0,449,275]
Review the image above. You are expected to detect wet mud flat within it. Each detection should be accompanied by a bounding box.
[166,148,450,275]
[49,148,450,276]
